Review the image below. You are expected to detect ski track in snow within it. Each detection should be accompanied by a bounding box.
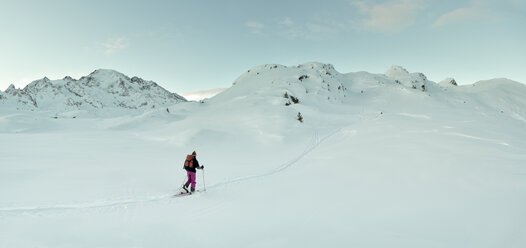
[444,132,510,146]
[0,196,170,214]
[208,128,339,188]
[397,112,431,120]
[0,128,341,215]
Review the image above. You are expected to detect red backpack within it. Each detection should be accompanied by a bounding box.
[184,154,194,169]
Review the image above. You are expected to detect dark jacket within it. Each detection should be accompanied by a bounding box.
[184,157,201,173]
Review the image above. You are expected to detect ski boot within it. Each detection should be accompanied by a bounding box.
[183,183,190,193]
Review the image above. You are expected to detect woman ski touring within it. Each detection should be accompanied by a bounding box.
[182,151,204,193]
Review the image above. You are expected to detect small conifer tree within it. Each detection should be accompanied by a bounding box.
[297,112,303,123]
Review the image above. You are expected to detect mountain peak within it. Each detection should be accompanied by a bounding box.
[89,68,125,75]
[384,65,429,91]
[5,84,17,94]
[87,69,129,81]
[438,78,458,86]
[385,65,409,77]
[6,83,16,91]
[24,77,52,91]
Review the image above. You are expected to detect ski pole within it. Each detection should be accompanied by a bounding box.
[202,166,206,192]
[179,175,187,189]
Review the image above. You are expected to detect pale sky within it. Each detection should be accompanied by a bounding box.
[1,0,525,94]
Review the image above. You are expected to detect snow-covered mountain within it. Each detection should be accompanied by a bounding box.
[2,63,524,123]
[0,69,186,112]
[210,62,526,125]
[1,62,525,247]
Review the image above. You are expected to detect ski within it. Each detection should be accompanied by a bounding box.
[173,192,192,197]
[173,189,201,197]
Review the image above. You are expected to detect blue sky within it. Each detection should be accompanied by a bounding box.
[1,0,525,93]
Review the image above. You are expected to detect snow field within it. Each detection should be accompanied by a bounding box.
[1,62,526,247]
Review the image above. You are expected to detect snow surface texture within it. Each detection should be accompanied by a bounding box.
[1,63,525,247]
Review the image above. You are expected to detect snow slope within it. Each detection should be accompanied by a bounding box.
[1,63,525,247]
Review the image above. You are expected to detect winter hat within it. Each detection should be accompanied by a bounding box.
[192,151,197,156]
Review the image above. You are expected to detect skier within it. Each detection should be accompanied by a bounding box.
[183,151,204,193]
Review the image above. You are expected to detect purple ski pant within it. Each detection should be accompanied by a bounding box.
[186,171,196,188]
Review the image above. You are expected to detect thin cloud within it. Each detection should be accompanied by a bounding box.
[433,3,490,27]
[276,16,338,40]
[277,17,303,38]
[353,0,425,33]
[278,17,295,26]
[102,37,129,54]
[306,23,337,34]
[245,21,265,34]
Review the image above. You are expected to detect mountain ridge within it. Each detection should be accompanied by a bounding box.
[0,69,186,112]
[205,62,526,127]
[2,63,525,121]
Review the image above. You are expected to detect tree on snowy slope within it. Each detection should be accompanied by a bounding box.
[297,112,303,123]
